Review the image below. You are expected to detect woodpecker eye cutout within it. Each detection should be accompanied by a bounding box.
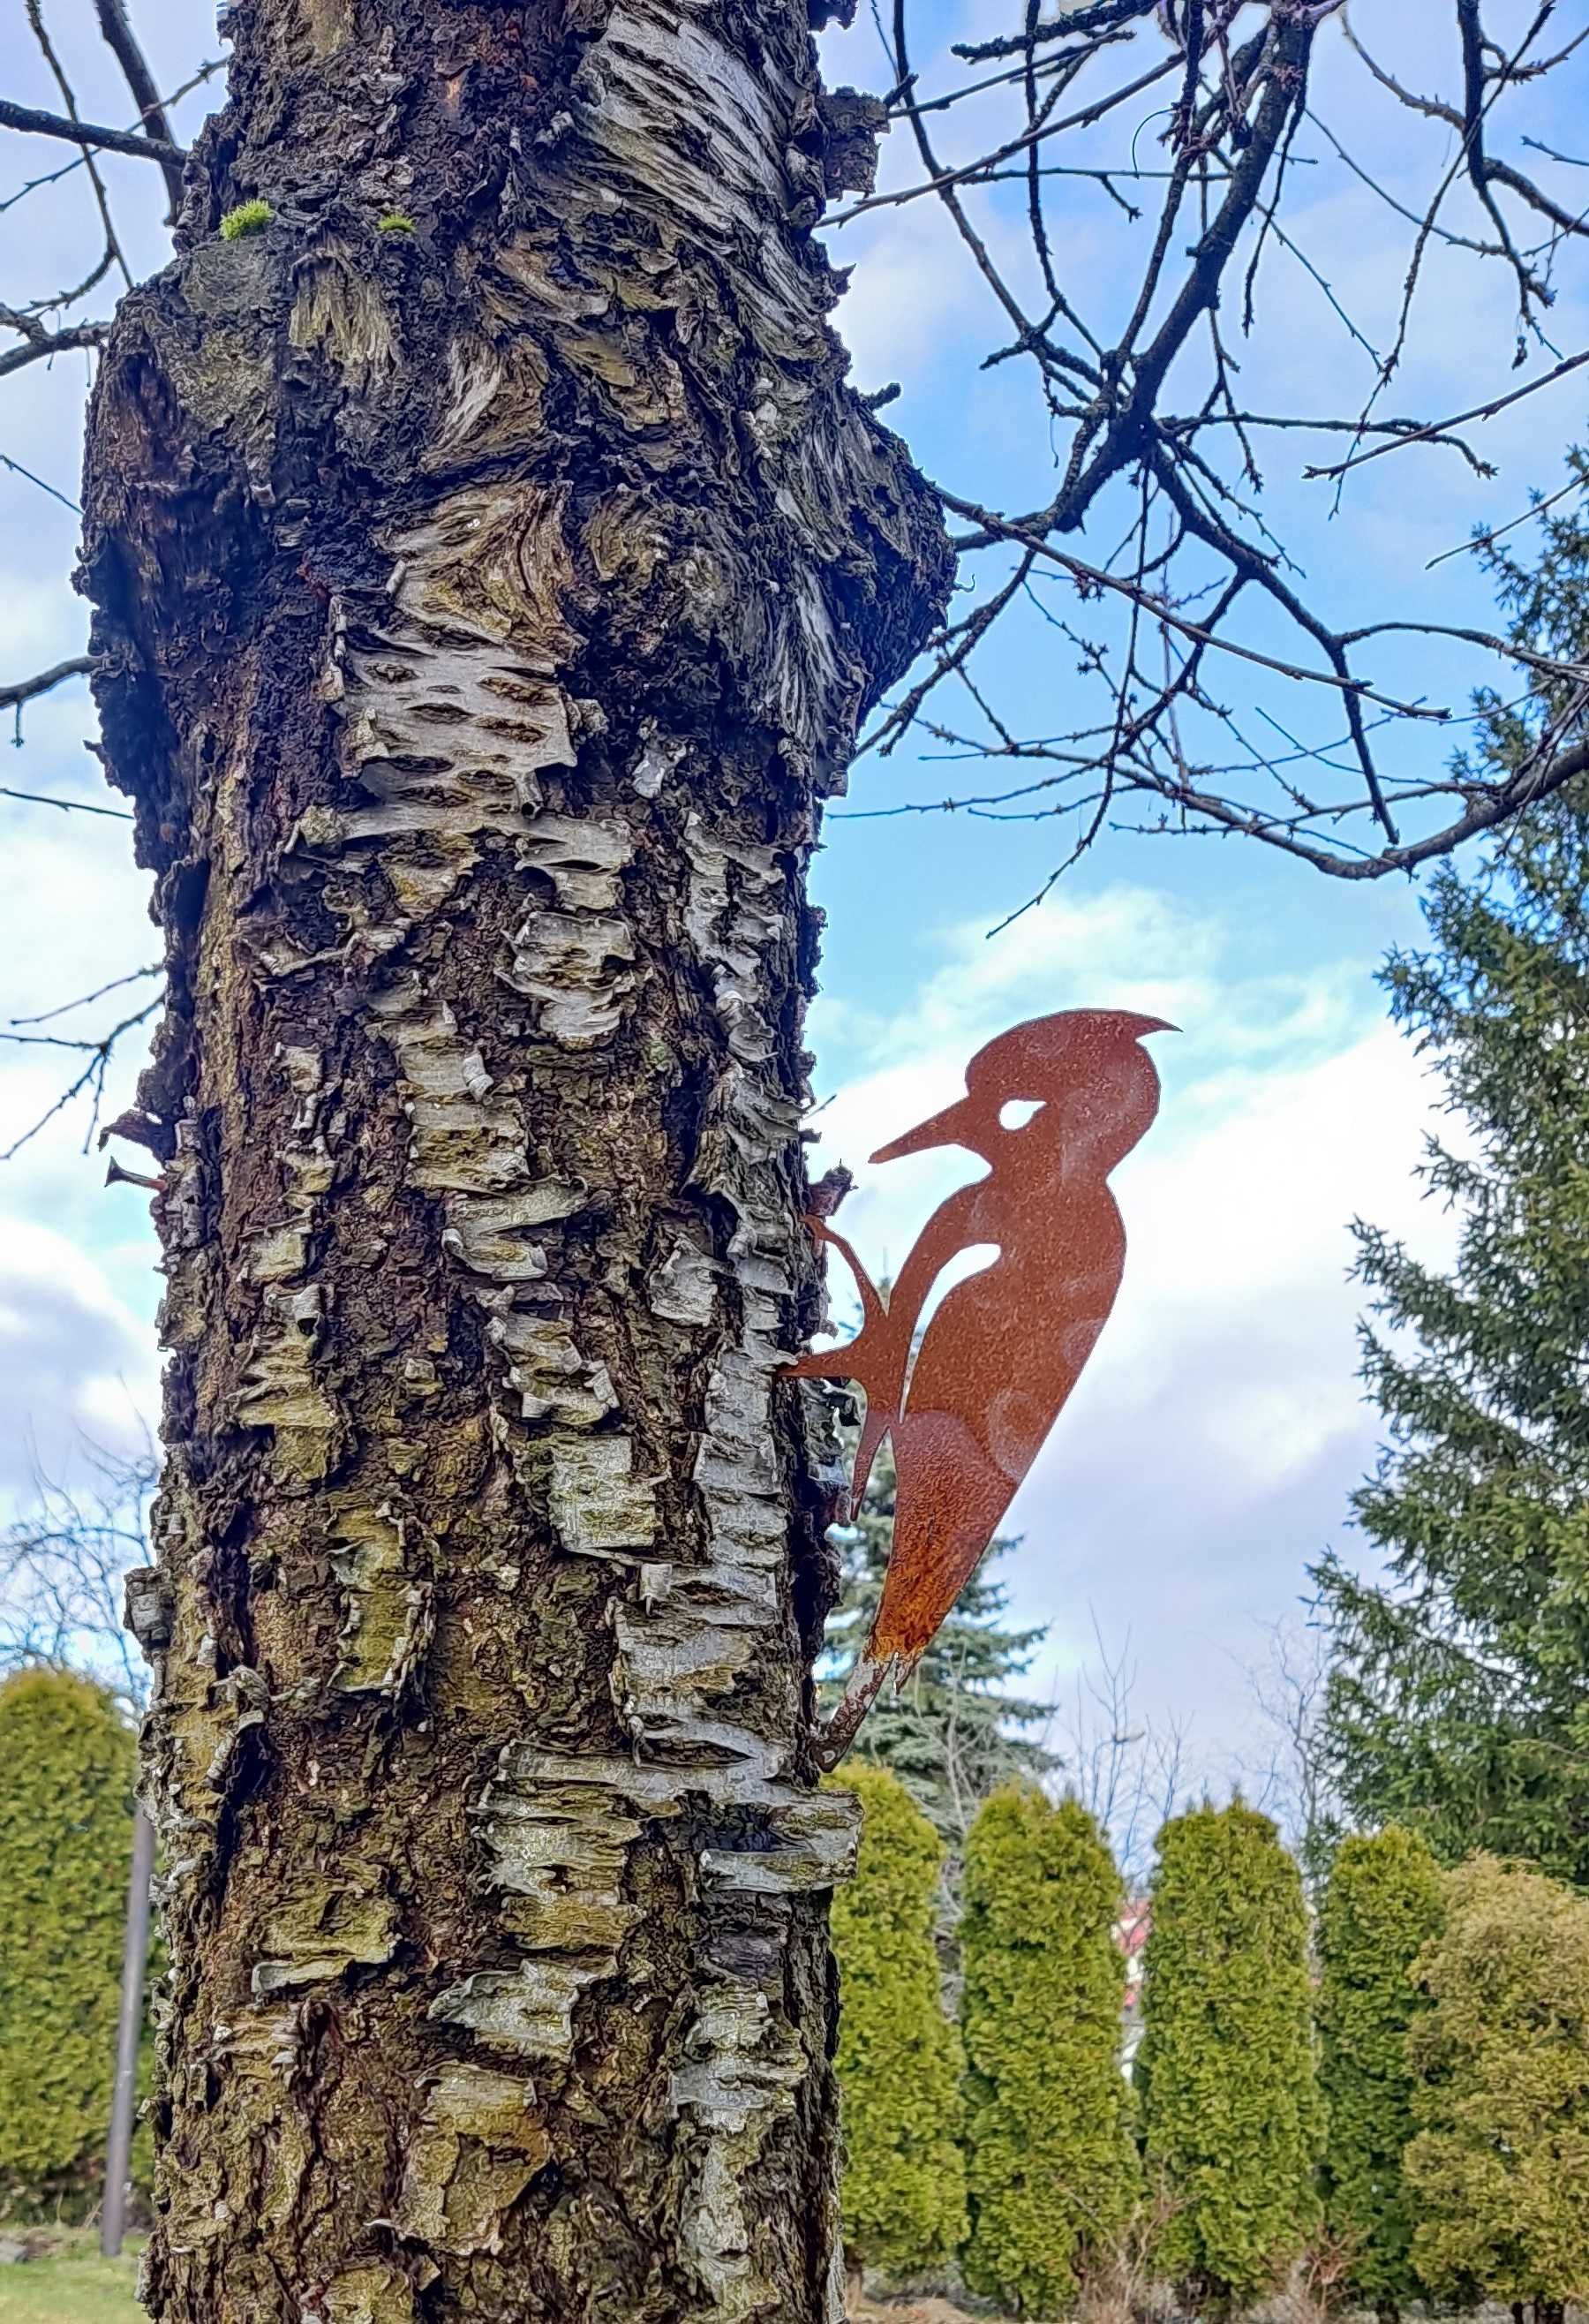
[787,1007,1172,1769]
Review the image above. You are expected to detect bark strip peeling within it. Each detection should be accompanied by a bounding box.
[82,3,947,2320]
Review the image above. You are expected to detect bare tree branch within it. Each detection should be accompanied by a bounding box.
[89,0,185,218]
[808,0,1589,895]
[1052,1618,1197,1892]
[0,1435,157,1707]
[1,0,1587,954]
[1304,347,1589,483]
[1235,1615,1341,1886]
[0,93,184,170]
[22,1,132,292]
[0,449,80,510]
[0,654,94,713]
[0,993,163,1163]
[0,308,107,379]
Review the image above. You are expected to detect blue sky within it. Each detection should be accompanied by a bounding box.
[1,1,1585,1785]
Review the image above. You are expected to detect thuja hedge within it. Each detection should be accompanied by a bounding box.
[960,1784,1140,2319]
[1317,1826,1446,2312]
[1138,1800,1322,2309]
[829,1762,967,2280]
[1406,1854,1589,2318]
[0,1668,138,2206]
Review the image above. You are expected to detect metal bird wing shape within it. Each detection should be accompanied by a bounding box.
[788,1008,1172,1768]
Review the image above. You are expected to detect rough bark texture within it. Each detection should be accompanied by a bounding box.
[79,4,948,2317]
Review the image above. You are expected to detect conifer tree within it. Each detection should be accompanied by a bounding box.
[829,1763,968,2285]
[824,1439,1057,1842]
[1406,1854,1589,2320]
[1138,1800,1322,2311]
[0,1668,137,2207]
[1317,1827,1447,2318]
[960,1785,1139,2320]
[1316,473,1589,1883]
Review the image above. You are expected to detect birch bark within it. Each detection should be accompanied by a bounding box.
[80,4,947,2315]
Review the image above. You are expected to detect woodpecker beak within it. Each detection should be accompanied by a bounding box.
[1120,1015,1178,1038]
[870,1096,979,1165]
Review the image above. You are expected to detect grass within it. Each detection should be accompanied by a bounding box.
[0,2245,992,2324]
[0,2237,142,2323]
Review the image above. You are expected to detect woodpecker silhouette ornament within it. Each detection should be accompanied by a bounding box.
[789,1008,1172,1768]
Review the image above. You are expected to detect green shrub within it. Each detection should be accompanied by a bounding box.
[960,1785,1139,2319]
[1138,1800,1322,2310]
[830,1763,967,2281]
[0,1670,138,2207]
[1317,1827,1445,2313]
[1406,1854,1589,2313]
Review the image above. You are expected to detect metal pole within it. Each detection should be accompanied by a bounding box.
[102,1806,155,2260]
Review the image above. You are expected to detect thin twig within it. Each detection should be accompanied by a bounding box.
[10,964,161,1027]
[0,788,132,820]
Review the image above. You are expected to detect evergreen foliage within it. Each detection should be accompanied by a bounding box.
[960,1784,1139,2319]
[0,1669,137,2205]
[1315,469,1589,1883]
[824,1438,1056,1842]
[1405,1854,1589,2313]
[1317,1826,1446,2313]
[829,1762,968,2281]
[1138,1800,1322,2310]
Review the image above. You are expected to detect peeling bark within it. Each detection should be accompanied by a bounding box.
[79,3,945,2318]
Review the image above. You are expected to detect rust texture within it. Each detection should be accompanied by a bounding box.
[76,1,951,2318]
[790,1010,1171,1766]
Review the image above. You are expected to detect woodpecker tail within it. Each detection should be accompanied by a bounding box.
[811,1647,901,1772]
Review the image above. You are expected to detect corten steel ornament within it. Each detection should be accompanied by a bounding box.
[790,1008,1172,1769]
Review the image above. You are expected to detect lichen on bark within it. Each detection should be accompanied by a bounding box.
[81,3,947,2318]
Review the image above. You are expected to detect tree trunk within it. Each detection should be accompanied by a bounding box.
[79,5,947,2318]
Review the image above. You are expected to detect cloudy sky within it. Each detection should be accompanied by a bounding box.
[1,1,1583,1781]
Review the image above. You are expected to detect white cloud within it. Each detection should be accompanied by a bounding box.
[0,1220,159,1499]
[0,765,162,1498]
[829,198,990,389]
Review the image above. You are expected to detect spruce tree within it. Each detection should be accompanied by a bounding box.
[1316,474,1589,1883]
[1317,1827,1447,2318]
[828,1763,967,2283]
[1406,1854,1589,2319]
[824,1439,1057,1842]
[0,1669,137,2207]
[960,1785,1140,2320]
[1138,1800,1322,2311]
